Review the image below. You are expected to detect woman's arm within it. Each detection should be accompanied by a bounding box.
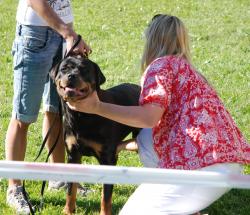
[27,0,91,54]
[67,91,164,128]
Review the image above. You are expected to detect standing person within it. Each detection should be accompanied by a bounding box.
[67,14,250,215]
[5,0,91,214]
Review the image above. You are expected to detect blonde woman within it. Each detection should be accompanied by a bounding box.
[67,14,250,214]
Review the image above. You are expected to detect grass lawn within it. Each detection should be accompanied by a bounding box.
[0,0,249,214]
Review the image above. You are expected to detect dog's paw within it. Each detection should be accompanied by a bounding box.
[100,210,112,215]
[63,206,75,215]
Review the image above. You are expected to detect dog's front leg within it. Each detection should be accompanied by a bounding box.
[63,145,81,215]
[100,184,113,215]
[63,182,78,215]
[99,152,117,215]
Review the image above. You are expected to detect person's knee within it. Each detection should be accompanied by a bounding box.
[10,118,31,132]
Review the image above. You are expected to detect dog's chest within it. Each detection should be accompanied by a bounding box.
[63,109,131,158]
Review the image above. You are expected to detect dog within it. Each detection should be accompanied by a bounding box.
[50,55,141,215]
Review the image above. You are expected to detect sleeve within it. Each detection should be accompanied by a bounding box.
[139,58,173,108]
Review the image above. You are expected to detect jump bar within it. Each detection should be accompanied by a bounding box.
[0,161,250,189]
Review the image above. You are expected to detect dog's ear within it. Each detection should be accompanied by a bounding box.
[50,62,61,81]
[94,62,106,88]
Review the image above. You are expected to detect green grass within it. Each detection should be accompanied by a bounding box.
[0,0,249,214]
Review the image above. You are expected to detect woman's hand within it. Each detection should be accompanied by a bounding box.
[66,91,100,114]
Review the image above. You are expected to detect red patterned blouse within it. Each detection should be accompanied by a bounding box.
[139,55,250,170]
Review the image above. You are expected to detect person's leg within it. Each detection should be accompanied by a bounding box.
[5,119,30,186]
[5,24,63,214]
[117,138,138,153]
[119,163,243,215]
[43,111,68,191]
[137,128,159,168]
[121,129,243,214]
[119,183,215,215]
[42,38,68,190]
[43,111,65,163]
[42,33,65,164]
[5,120,33,215]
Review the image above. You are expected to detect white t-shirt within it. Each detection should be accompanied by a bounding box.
[16,0,74,26]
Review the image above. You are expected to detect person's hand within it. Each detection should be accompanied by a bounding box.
[27,1,92,56]
[65,29,92,56]
[66,91,100,114]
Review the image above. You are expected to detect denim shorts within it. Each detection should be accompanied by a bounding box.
[11,23,63,123]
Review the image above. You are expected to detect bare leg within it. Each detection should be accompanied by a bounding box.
[5,118,30,187]
[43,112,65,163]
[117,139,138,153]
[5,112,65,187]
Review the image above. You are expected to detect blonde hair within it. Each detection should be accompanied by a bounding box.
[141,14,191,71]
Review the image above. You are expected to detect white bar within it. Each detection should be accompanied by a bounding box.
[0,161,250,189]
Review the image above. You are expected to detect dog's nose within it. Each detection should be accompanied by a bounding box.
[68,73,76,81]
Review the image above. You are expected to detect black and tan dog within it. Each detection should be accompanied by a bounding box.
[50,55,141,215]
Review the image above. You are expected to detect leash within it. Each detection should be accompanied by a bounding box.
[38,108,62,212]
[22,35,83,214]
[21,91,63,215]
[64,34,84,58]
[51,34,86,82]
[35,34,83,163]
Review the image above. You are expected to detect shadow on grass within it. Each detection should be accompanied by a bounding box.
[8,180,249,215]
[29,185,136,215]
[202,189,250,215]
[38,187,249,215]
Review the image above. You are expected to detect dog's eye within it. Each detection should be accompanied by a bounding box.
[61,67,69,74]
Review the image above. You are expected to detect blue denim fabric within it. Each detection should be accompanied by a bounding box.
[11,23,63,123]
[137,128,159,168]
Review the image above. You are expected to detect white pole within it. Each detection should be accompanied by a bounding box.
[0,161,249,189]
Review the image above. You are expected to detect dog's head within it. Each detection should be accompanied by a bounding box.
[51,56,106,102]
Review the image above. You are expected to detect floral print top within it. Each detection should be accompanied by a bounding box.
[139,55,250,170]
